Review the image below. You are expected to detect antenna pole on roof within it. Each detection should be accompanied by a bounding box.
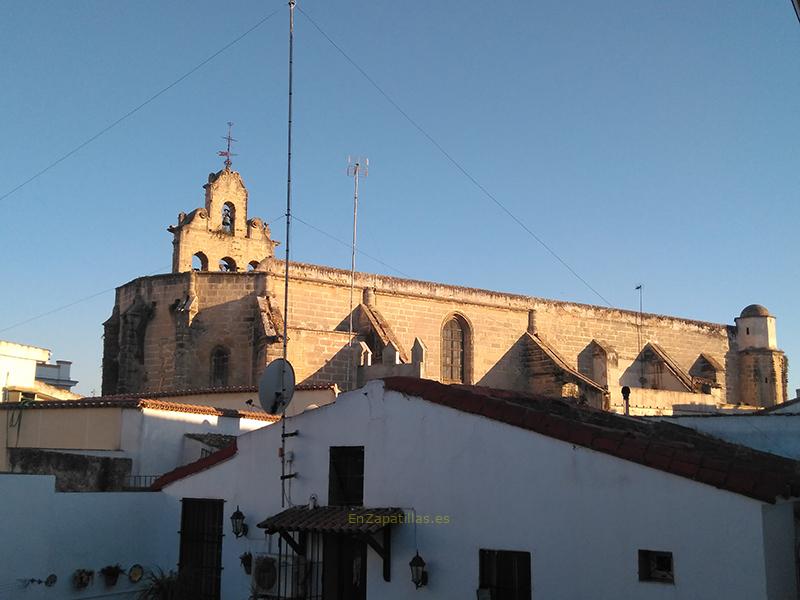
[634,284,644,416]
[345,157,368,391]
[280,0,296,509]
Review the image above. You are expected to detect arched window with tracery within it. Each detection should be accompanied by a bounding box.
[210,346,230,387]
[441,315,469,384]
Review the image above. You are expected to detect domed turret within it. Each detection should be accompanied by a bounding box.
[734,304,787,408]
[735,304,776,350]
[740,304,772,318]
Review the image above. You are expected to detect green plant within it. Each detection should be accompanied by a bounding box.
[137,568,188,600]
[72,569,94,590]
[100,564,124,587]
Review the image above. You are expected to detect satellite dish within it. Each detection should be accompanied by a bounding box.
[259,358,296,414]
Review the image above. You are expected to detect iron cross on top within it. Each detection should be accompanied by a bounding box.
[218,121,238,169]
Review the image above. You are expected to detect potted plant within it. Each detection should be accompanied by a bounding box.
[72,569,94,590]
[240,552,253,575]
[137,568,188,600]
[100,564,125,587]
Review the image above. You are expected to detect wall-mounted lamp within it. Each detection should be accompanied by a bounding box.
[230,505,249,538]
[409,552,428,589]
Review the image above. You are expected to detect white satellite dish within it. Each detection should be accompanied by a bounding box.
[258,358,296,415]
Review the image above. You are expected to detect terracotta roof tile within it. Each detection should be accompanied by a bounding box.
[382,377,800,503]
[0,398,279,422]
[258,506,404,534]
[150,441,237,490]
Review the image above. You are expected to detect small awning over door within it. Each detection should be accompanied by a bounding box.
[258,506,403,581]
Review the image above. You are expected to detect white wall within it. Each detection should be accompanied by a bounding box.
[121,408,271,477]
[0,474,179,599]
[661,414,800,460]
[163,381,795,600]
[0,340,49,399]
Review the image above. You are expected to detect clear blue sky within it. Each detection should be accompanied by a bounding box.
[1,1,798,397]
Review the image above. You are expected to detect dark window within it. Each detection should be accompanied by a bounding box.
[441,316,466,383]
[638,550,674,584]
[179,498,224,600]
[479,549,531,600]
[328,446,364,506]
[210,346,230,387]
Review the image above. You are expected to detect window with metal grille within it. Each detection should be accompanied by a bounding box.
[179,498,224,600]
[210,346,229,387]
[478,549,531,600]
[328,446,364,506]
[441,317,466,383]
[638,549,674,584]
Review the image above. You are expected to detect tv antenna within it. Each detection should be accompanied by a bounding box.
[279,0,297,510]
[218,121,238,170]
[346,156,368,390]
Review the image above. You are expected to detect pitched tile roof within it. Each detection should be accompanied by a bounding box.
[150,440,238,490]
[258,506,404,534]
[382,377,800,503]
[0,398,279,422]
[76,383,335,402]
[184,433,237,449]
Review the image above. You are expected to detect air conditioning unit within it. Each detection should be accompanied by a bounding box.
[252,553,309,599]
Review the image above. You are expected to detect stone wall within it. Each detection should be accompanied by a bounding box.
[265,259,737,406]
[8,448,132,492]
[104,257,756,409]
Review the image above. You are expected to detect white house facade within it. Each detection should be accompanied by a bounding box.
[159,378,800,600]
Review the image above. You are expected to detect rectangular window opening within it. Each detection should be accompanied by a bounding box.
[638,549,674,584]
[328,446,364,506]
[478,549,531,600]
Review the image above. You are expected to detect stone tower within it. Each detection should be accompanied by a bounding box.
[168,166,275,273]
[735,304,788,407]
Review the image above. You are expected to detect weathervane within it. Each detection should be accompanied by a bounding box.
[218,121,238,170]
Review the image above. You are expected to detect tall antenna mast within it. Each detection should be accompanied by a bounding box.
[280,0,296,509]
[636,284,644,408]
[345,156,368,390]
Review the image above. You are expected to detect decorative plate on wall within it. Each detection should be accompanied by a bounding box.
[128,564,144,583]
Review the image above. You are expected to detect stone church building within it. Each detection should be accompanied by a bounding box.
[101,165,788,414]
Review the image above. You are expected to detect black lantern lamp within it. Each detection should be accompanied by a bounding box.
[230,506,249,538]
[409,552,428,588]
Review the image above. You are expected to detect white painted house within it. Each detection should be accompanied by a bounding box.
[157,377,800,600]
[660,393,800,460]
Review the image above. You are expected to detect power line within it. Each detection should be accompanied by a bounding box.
[297,6,613,307]
[0,213,413,334]
[293,215,412,278]
[792,0,800,25]
[0,8,281,205]
[0,265,172,334]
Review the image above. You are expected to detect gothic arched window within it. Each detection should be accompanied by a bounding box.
[210,346,230,387]
[441,315,469,384]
